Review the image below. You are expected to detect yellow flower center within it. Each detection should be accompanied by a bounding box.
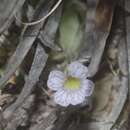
[64,77,80,90]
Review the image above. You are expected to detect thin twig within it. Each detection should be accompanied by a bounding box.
[14,0,62,26]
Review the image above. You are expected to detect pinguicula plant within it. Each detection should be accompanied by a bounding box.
[47,61,94,107]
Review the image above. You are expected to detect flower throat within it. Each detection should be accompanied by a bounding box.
[64,77,80,90]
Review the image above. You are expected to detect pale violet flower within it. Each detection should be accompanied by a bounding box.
[47,61,94,107]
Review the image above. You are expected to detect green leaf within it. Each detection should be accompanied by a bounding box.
[59,2,83,60]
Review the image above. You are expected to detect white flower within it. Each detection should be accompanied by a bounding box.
[47,61,94,107]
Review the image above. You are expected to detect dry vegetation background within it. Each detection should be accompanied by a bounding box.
[0,0,130,130]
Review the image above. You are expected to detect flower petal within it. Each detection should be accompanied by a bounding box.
[81,79,94,97]
[54,88,86,106]
[54,89,69,107]
[47,70,65,91]
[67,61,88,78]
[69,90,85,105]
